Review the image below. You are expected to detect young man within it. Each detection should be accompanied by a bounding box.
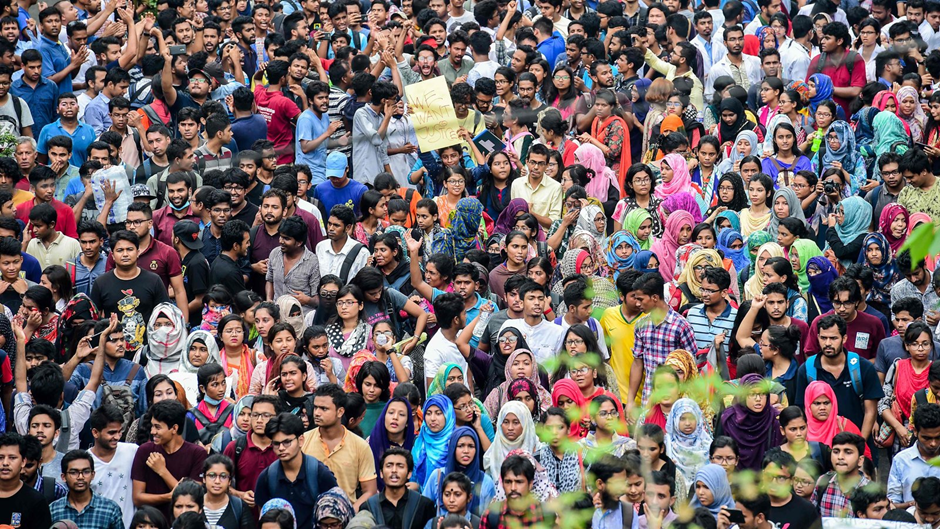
[805,22,865,116]
[705,25,762,101]
[911,477,940,529]
[439,32,473,86]
[151,172,200,248]
[0,64,33,137]
[888,403,940,507]
[22,434,66,503]
[313,151,367,217]
[266,216,318,311]
[0,433,52,529]
[875,298,940,381]
[49,450,124,529]
[362,448,437,529]
[640,38,704,113]
[248,188,285,296]
[24,203,80,268]
[736,283,811,363]
[557,282,609,358]
[67,318,148,418]
[805,276,885,360]
[200,189,233,266]
[717,494,774,529]
[844,264,891,334]
[27,406,65,486]
[146,139,202,212]
[37,93,95,171]
[254,60,302,164]
[866,153,904,229]
[10,51,54,138]
[130,400,206,518]
[589,455,633,529]
[43,136,80,201]
[15,165,77,238]
[479,274,528,353]
[601,270,644,403]
[209,218,250,296]
[686,266,736,355]
[423,292,472,389]
[222,395,280,509]
[760,450,820,529]
[628,273,698,409]
[815,432,870,517]
[499,280,566,366]
[194,113,234,173]
[296,81,342,184]
[638,470,677,529]
[134,126,171,185]
[509,144,563,228]
[299,385,376,510]
[315,204,370,283]
[89,230,171,353]
[480,455,552,529]
[171,220,209,326]
[70,220,106,296]
[88,405,138,529]
[851,486,890,519]
[351,80,396,185]
[230,86,268,154]
[780,15,813,82]
[892,251,940,328]
[82,68,130,136]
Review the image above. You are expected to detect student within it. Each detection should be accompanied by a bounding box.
[49,450,124,529]
[171,220,210,326]
[589,455,634,529]
[88,404,139,529]
[131,400,208,519]
[27,405,65,486]
[480,455,554,529]
[424,293,472,390]
[498,280,565,366]
[874,298,940,383]
[428,472,481,529]
[361,447,437,529]
[24,203,80,268]
[639,470,678,529]
[888,403,940,508]
[200,454,253,529]
[716,494,774,529]
[911,477,940,528]
[221,395,281,509]
[815,432,870,517]
[188,364,235,445]
[851,485,890,519]
[760,450,820,529]
[0,433,52,529]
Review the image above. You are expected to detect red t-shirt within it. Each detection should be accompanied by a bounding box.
[222,434,278,493]
[254,85,301,164]
[105,236,183,289]
[804,310,886,360]
[805,50,867,117]
[16,198,77,238]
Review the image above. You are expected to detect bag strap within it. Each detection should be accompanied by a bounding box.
[847,352,863,399]
[916,388,930,408]
[402,490,421,529]
[11,95,21,130]
[339,242,365,283]
[56,408,71,453]
[190,406,212,426]
[368,494,385,524]
[231,495,243,523]
[124,363,140,385]
[621,501,634,529]
[815,472,835,510]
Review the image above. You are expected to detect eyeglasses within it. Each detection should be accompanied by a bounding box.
[569,365,591,375]
[711,456,737,464]
[446,178,465,185]
[336,300,359,307]
[665,101,682,107]
[633,177,652,185]
[205,472,231,481]
[693,265,708,272]
[66,469,93,477]
[270,436,298,449]
[455,402,475,412]
[250,412,276,420]
[320,521,344,529]
[125,219,150,227]
[498,336,518,344]
[320,290,339,299]
[597,410,619,419]
[566,338,585,347]
[699,287,719,295]
[191,78,210,84]
[832,300,857,308]
[883,170,901,177]
[553,75,570,81]
[223,328,244,335]
[766,474,791,483]
[909,342,933,350]
[223,185,245,192]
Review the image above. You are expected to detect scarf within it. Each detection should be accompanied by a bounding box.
[261,499,297,529]
[897,85,927,142]
[716,211,741,233]
[665,398,713,486]
[651,210,695,282]
[485,328,529,396]
[724,129,760,171]
[576,204,605,240]
[745,231,774,274]
[910,212,933,234]
[717,229,750,276]
[858,232,901,307]
[343,349,379,393]
[412,395,457,487]
[606,230,640,279]
[576,140,623,201]
[451,197,484,261]
[494,199,544,241]
[874,111,911,158]
[630,78,652,121]
[551,379,589,439]
[852,105,879,147]
[483,401,539,481]
[719,373,782,470]
[568,230,607,278]
[276,295,304,337]
[808,73,833,114]
[493,349,552,413]
[688,464,737,516]
[820,120,860,174]
[508,378,542,422]
[743,242,784,300]
[762,113,794,156]
[655,153,693,200]
[897,358,930,419]
[661,192,703,225]
[805,380,842,447]
[622,208,654,250]
[145,303,187,377]
[664,349,701,395]
[229,395,253,439]
[677,249,723,300]
[314,488,355,529]
[368,397,415,488]
[326,320,370,358]
[636,250,659,274]
[741,207,772,239]
[220,344,254,399]
[834,196,872,246]
[880,203,910,254]
[874,90,899,112]
[440,427,487,514]
[55,294,100,362]
[718,98,751,144]
[765,187,807,236]
[790,239,823,293]
[807,256,838,313]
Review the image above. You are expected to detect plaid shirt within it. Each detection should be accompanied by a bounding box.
[50,492,125,529]
[817,472,870,518]
[480,501,551,529]
[34,474,67,501]
[634,307,698,404]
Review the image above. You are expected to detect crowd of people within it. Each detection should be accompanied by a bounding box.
[6,0,940,526]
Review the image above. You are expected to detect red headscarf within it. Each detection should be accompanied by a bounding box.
[552,379,589,439]
[804,380,869,457]
[879,203,910,254]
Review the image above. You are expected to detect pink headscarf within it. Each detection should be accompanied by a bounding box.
[650,210,694,282]
[879,203,909,254]
[654,153,692,200]
[575,143,621,202]
[805,381,841,447]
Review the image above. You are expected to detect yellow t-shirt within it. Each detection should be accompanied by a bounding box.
[600,305,645,405]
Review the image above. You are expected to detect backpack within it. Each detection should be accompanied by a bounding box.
[141,103,177,138]
[128,78,154,110]
[40,475,56,503]
[231,432,250,468]
[814,49,859,79]
[98,363,141,438]
[0,95,23,135]
[814,471,836,511]
[266,455,323,505]
[339,242,366,283]
[803,352,863,399]
[191,403,236,445]
[769,157,794,188]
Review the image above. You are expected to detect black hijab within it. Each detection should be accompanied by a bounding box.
[485,326,531,396]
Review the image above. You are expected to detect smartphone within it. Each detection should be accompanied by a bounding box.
[169,45,187,56]
[726,509,746,525]
[915,142,930,149]
[88,329,109,349]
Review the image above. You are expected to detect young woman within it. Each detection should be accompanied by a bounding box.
[880,322,934,452]
[827,196,873,267]
[141,303,187,377]
[368,397,415,488]
[545,65,578,122]
[858,233,902,316]
[558,327,622,403]
[789,237,823,294]
[813,120,867,194]
[579,89,631,187]
[880,203,910,255]
[273,354,314,427]
[483,348,551,420]
[757,77,784,129]
[662,192,704,225]
[233,291,261,344]
[130,506,169,529]
[201,454,253,529]
[614,163,663,237]
[762,122,812,188]
[535,407,585,493]
[413,394,457,487]
[717,98,760,153]
[127,374,200,445]
[217,314,256,399]
[373,233,411,296]
[508,377,543,423]
[740,173,774,238]
[704,173,748,225]
[302,324,343,387]
[779,89,812,145]
[355,360,392,435]
[353,190,389,244]
[581,394,634,457]
[605,230,641,280]
[802,100,838,157]
[778,406,830,468]
[765,187,808,247]
[716,130,758,179]
[574,142,622,219]
[692,224,717,249]
[639,366,682,431]
[718,373,783,470]
[313,489,355,529]
[794,458,826,501]
[40,265,72,313]
[476,151,518,221]
[665,398,713,488]
[692,136,721,208]
[923,92,940,173]
[425,427,497,518]
[189,363,235,445]
[621,208,654,250]
[502,99,534,164]
[897,85,926,143]
[13,286,59,342]
[763,257,808,321]
[436,168,470,229]
[482,401,540,481]
[760,325,801,404]
[655,153,697,202]
[326,285,371,371]
[688,464,736,518]
[641,78,674,160]
[709,437,740,477]
[718,229,750,283]
[170,330,223,405]
[805,380,871,457]
[170,480,204,525]
[650,211,694,282]
[806,256,839,320]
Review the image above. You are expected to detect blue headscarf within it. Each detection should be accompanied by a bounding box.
[635,250,659,274]
[809,73,833,114]
[606,230,641,279]
[451,198,484,262]
[261,499,297,529]
[807,256,838,313]
[411,395,456,487]
[857,232,901,307]
[688,464,737,517]
[820,120,859,172]
[440,426,487,514]
[717,229,749,275]
[369,397,416,489]
[716,210,741,234]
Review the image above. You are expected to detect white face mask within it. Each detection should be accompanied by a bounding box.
[375,333,390,346]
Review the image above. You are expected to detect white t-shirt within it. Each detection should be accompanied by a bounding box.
[424,330,469,383]
[76,92,94,121]
[499,318,565,365]
[90,442,139,529]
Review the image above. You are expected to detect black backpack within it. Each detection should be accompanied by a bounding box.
[191,404,236,444]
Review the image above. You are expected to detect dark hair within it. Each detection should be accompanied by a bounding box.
[29,404,61,431]
[852,484,889,517]
[171,480,205,516]
[764,256,800,292]
[433,292,465,330]
[709,436,740,457]
[914,402,940,431]
[314,383,348,411]
[913,477,940,509]
[633,272,665,297]
[150,400,187,434]
[28,362,64,407]
[380,446,414,473]
[355,361,391,401]
[500,454,535,481]
[761,448,797,476]
[828,275,862,304]
[131,506,169,529]
[60,449,95,474]
[778,405,807,429]
[831,431,866,454]
[264,412,306,438]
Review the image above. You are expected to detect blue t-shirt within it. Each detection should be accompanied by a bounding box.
[313,179,367,216]
[295,109,330,185]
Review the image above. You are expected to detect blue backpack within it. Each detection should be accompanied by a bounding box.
[803,352,863,399]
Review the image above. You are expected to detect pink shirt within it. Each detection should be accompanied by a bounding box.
[254,86,301,164]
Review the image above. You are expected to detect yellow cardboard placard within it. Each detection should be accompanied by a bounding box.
[405,76,461,151]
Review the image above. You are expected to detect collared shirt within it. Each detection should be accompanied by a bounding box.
[25,232,81,268]
[818,473,870,517]
[295,109,330,183]
[437,56,474,86]
[194,143,233,173]
[83,93,112,135]
[633,308,698,404]
[780,39,812,85]
[71,253,106,296]
[152,206,200,247]
[37,119,96,168]
[315,236,370,280]
[351,105,391,184]
[222,434,278,495]
[686,302,737,351]
[498,318,565,366]
[49,492,124,529]
[888,444,940,503]
[706,54,763,101]
[891,280,940,333]
[34,474,67,501]
[11,75,59,137]
[266,247,320,313]
[53,165,80,202]
[39,34,73,94]
[328,86,351,156]
[105,237,182,289]
[510,175,563,221]
[300,426,377,502]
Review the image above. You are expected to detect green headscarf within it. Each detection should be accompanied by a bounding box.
[622,208,654,250]
[873,112,911,157]
[790,239,823,293]
[427,363,466,398]
[746,231,774,274]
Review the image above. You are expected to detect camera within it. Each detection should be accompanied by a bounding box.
[823,180,839,194]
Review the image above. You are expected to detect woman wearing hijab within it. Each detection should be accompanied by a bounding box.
[142,303,188,377]
[55,293,101,362]
[761,113,793,157]
[276,296,304,338]
[622,208,655,250]
[665,398,713,487]
[675,249,724,309]
[428,363,496,441]
[716,211,741,234]
[651,211,695,282]
[858,232,902,315]
[314,488,355,529]
[210,395,254,453]
[606,231,641,280]
[628,78,652,124]
[880,203,910,255]
[508,377,543,422]
[719,373,784,470]
[873,112,912,177]
[450,198,485,262]
[718,229,750,282]
[897,85,927,143]
[483,401,540,481]
[655,154,701,206]
[717,98,760,152]
[261,499,298,529]
[765,187,808,238]
[744,232,774,274]
[552,379,590,439]
[743,241,785,301]
[828,196,873,267]
[494,199,534,237]
[705,174,748,222]
[423,426,497,518]
[716,130,760,177]
[789,238,824,294]
[575,139,623,207]
[412,394,457,487]
[813,120,867,194]
[483,327,531,396]
[688,464,737,519]
[661,192,704,225]
[804,380,871,456]
[806,256,839,319]
[576,204,607,244]
[483,349,552,421]
[636,250,660,274]
[808,73,841,118]
[368,397,415,489]
[170,329,224,405]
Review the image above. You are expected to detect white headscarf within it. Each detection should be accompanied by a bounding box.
[483,401,539,481]
[169,330,222,405]
[665,398,713,487]
[144,303,188,377]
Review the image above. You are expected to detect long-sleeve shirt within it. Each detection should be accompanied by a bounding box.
[351,105,390,185]
[68,359,149,417]
[15,389,95,450]
[83,93,112,135]
[266,247,320,314]
[888,444,940,503]
[644,49,705,117]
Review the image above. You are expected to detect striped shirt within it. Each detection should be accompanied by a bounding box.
[328,86,351,156]
[685,303,737,352]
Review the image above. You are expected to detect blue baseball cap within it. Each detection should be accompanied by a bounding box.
[325,152,348,179]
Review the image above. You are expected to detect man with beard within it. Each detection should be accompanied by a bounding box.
[642,38,704,114]
[147,139,202,211]
[481,455,552,529]
[209,218,250,297]
[899,148,940,219]
[49,450,124,529]
[889,403,940,507]
[233,16,259,79]
[88,406,138,528]
[704,25,762,101]
[270,172,322,249]
[249,189,286,296]
[395,44,439,87]
[135,126,170,185]
[794,314,884,444]
[865,154,903,229]
[266,216,318,312]
[735,282,810,363]
[439,31,473,86]
[573,60,630,132]
[362,448,436,529]
[297,81,343,184]
[0,433,52,529]
[589,455,633,529]
[892,250,940,330]
[805,277,885,361]
[152,172,200,247]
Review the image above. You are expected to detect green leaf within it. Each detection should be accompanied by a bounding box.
[900,222,937,268]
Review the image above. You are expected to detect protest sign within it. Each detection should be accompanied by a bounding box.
[405,76,461,151]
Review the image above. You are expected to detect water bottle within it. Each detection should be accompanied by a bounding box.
[91,165,132,225]
[472,307,492,339]
[811,131,823,153]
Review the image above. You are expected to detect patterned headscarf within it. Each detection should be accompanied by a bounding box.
[896,85,927,141]
[661,192,703,225]
[820,120,860,174]
[606,230,640,279]
[509,377,542,422]
[857,232,900,307]
[880,203,910,254]
[665,398,713,486]
[261,499,297,529]
[451,197,484,261]
[651,210,695,282]
[145,303,188,377]
[343,350,380,393]
[315,487,356,527]
[757,26,778,50]
[717,229,749,276]
[568,230,606,277]
[576,204,605,240]
[677,249,722,299]
[56,293,100,361]
[745,231,774,274]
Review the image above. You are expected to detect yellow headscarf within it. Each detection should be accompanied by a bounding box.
[676,249,723,300]
[743,242,785,301]
[664,349,715,436]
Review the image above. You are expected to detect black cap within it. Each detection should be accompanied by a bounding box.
[173,220,203,250]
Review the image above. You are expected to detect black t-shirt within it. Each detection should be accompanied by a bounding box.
[182,250,210,325]
[232,201,259,225]
[134,160,169,185]
[769,495,821,529]
[0,484,52,529]
[209,254,246,298]
[89,269,170,352]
